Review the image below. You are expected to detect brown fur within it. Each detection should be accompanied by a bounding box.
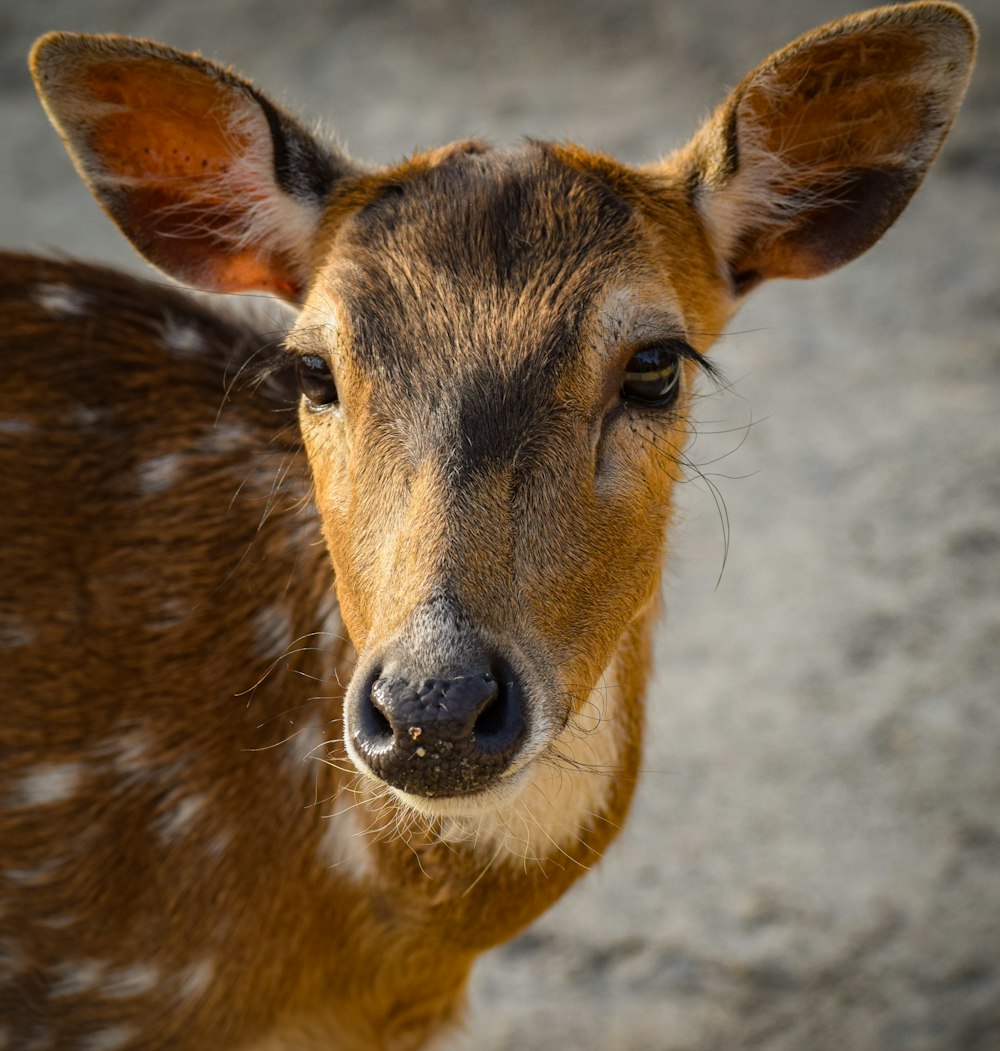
[1,5,976,1048]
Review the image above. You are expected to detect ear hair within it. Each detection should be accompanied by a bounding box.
[670,2,977,291]
[31,33,363,302]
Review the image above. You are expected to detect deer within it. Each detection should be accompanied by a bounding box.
[0,4,977,1049]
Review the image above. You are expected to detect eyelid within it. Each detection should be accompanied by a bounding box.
[284,339,330,361]
[620,336,706,369]
[299,351,330,369]
[622,361,680,381]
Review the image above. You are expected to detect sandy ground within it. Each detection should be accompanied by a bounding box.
[2,1,998,1048]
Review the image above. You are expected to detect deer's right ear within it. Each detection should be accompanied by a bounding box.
[31,33,361,303]
[671,2,977,294]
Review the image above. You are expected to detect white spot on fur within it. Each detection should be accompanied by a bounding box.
[49,958,107,998]
[23,1034,55,1051]
[200,420,252,454]
[317,805,370,881]
[34,282,91,318]
[138,452,183,496]
[107,728,155,779]
[318,592,345,643]
[308,587,347,686]
[254,604,293,660]
[38,914,77,930]
[79,1025,136,1051]
[13,761,84,806]
[157,793,207,843]
[0,418,34,436]
[104,962,160,999]
[286,508,324,555]
[4,856,70,887]
[159,313,206,358]
[149,597,192,631]
[71,404,106,429]
[208,827,234,856]
[286,721,329,780]
[177,957,214,1004]
[0,612,36,647]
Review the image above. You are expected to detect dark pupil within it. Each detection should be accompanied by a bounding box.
[621,345,681,407]
[296,354,338,407]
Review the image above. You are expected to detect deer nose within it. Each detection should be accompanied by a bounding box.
[350,662,526,798]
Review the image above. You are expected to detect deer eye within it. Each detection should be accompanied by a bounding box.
[296,354,338,409]
[621,342,685,408]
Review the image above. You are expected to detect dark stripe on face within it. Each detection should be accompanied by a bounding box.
[447,352,575,476]
[323,145,647,478]
[335,146,639,383]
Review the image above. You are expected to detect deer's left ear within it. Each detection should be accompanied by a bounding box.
[669,2,977,293]
[31,33,363,303]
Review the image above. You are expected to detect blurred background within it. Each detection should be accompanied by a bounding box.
[2,1,998,1048]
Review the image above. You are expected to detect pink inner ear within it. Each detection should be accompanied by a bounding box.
[83,58,252,180]
[63,55,306,299]
[741,30,935,173]
[205,253,303,300]
[108,182,302,298]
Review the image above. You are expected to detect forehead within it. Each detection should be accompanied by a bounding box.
[312,144,653,380]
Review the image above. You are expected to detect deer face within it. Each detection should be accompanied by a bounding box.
[29,4,976,825]
[293,145,722,811]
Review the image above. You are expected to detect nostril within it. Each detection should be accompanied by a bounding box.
[473,673,505,739]
[357,670,395,749]
[367,700,392,738]
[474,696,504,738]
[473,662,524,749]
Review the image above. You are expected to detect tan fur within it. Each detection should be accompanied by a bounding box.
[1,5,976,1048]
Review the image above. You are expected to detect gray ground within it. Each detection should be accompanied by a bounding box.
[2,1,998,1049]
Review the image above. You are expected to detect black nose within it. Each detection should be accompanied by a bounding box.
[350,661,526,797]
